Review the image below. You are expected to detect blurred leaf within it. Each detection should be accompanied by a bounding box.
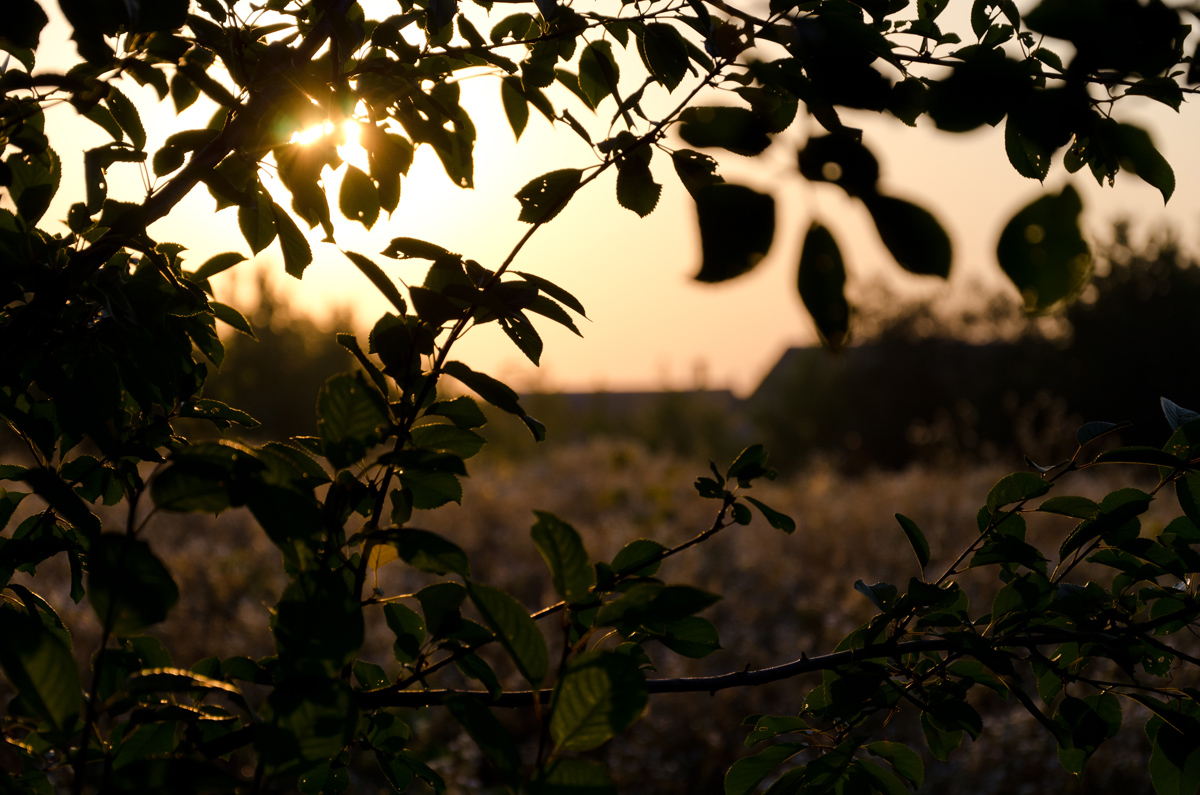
[693,184,775,282]
[797,222,851,351]
[531,759,616,795]
[0,605,81,742]
[88,534,179,636]
[550,650,647,751]
[444,696,522,788]
[500,76,529,140]
[997,185,1090,313]
[679,106,771,156]
[863,195,952,278]
[379,528,470,577]
[611,539,666,577]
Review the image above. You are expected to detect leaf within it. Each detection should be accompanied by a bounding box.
[863,194,952,278]
[444,696,522,788]
[658,616,721,658]
[549,650,648,751]
[1092,447,1185,469]
[193,252,247,281]
[615,158,661,217]
[410,424,486,458]
[579,41,620,109]
[238,191,276,255]
[500,312,544,365]
[344,251,407,314]
[442,361,522,415]
[339,165,380,229]
[425,396,487,429]
[530,511,594,604]
[638,22,689,91]
[500,76,529,140]
[744,496,796,534]
[106,86,146,150]
[384,603,426,663]
[693,184,775,283]
[867,741,924,789]
[611,539,666,577]
[1113,123,1174,203]
[0,606,81,742]
[180,398,259,427]
[986,472,1051,511]
[380,529,470,577]
[725,743,807,795]
[679,106,771,157]
[671,149,724,199]
[399,470,463,510]
[894,513,930,570]
[997,185,1091,313]
[1005,114,1051,181]
[382,237,451,261]
[467,582,549,686]
[514,271,587,317]
[531,759,616,795]
[210,302,255,338]
[516,168,582,224]
[8,145,60,224]
[316,372,391,469]
[88,534,180,636]
[271,202,313,279]
[1162,397,1200,432]
[1077,420,1128,447]
[1125,76,1183,111]
[797,222,851,351]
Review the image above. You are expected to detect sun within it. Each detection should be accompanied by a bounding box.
[288,119,370,171]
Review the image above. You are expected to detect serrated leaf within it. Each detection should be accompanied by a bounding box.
[516,168,582,224]
[530,511,594,604]
[467,582,549,686]
[615,158,661,217]
[550,650,647,751]
[0,607,82,741]
[193,252,247,281]
[180,398,259,427]
[316,372,390,469]
[106,86,146,151]
[210,301,254,338]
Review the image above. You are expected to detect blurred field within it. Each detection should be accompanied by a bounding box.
[12,438,1187,794]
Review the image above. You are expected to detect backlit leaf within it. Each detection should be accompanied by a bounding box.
[997,185,1090,313]
[797,223,850,351]
[549,650,647,751]
[693,184,775,282]
[467,582,549,686]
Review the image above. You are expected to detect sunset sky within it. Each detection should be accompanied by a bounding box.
[28,1,1200,396]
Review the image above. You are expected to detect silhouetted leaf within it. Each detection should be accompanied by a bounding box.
[531,511,593,603]
[616,157,661,217]
[895,513,930,570]
[693,184,774,282]
[679,106,771,156]
[272,202,313,279]
[864,195,952,277]
[986,472,1051,511]
[238,191,276,254]
[798,223,850,351]
[316,372,390,468]
[516,168,582,223]
[345,251,407,314]
[500,76,529,140]
[997,185,1090,312]
[339,165,380,229]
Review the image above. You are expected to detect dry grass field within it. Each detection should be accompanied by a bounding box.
[11,439,1187,794]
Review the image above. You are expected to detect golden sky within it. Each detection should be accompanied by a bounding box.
[25,1,1200,396]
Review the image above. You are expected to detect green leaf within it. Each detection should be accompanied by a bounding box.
[894,513,930,570]
[679,106,771,157]
[725,743,806,795]
[549,650,648,751]
[381,528,470,577]
[411,424,485,458]
[500,76,529,141]
[1037,496,1099,520]
[744,496,796,534]
[615,158,661,218]
[611,539,666,577]
[579,41,620,109]
[467,582,549,686]
[1113,122,1174,203]
[179,398,259,427]
[399,469,463,509]
[8,145,60,224]
[0,606,82,742]
[193,252,247,281]
[531,759,616,795]
[425,396,487,429]
[1092,447,1185,468]
[658,616,721,658]
[210,301,255,338]
[921,711,963,760]
[106,86,146,151]
[867,741,924,789]
[531,511,594,604]
[797,222,850,351]
[381,236,452,261]
[271,571,364,676]
[88,534,180,636]
[693,184,775,283]
[986,471,1051,511]
[516,168,582,224]
[339,165,380,229]
[444,696,522,788]
[997,184,1091,313]
[272,202,313,279]
[316,372,391,469]
[344,250,407,314]
[863,194,952,278]
[384,603,427,663]
[238,191,276,255]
